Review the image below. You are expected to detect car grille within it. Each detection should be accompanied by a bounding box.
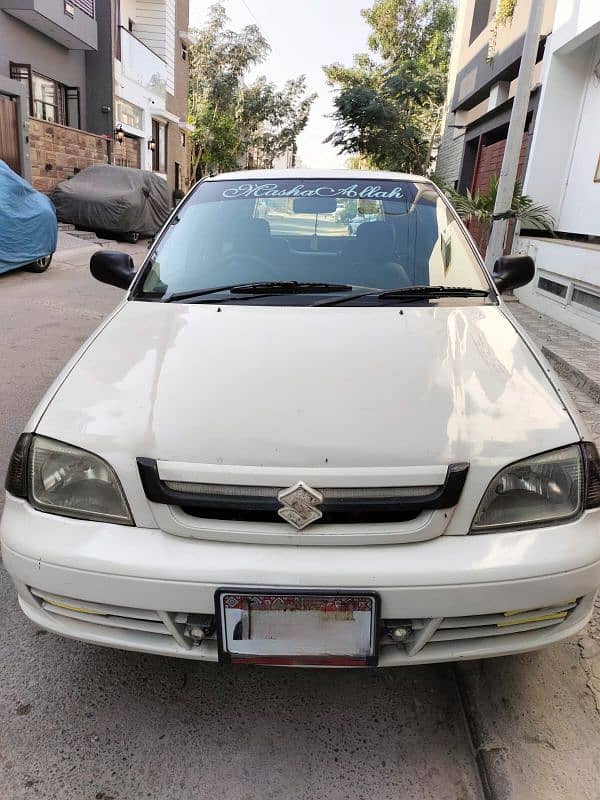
[177,490,425,524]
[30,589,580,660]
[137,458,469,525]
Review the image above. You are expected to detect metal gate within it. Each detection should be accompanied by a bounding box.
[467,133,530,256]
[0,94,20,174]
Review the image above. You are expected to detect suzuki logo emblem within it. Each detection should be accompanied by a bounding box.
[277,481,323,531]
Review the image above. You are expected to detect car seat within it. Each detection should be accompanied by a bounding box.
[344,221,410,289]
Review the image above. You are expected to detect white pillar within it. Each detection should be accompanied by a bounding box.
[485,0,546,269]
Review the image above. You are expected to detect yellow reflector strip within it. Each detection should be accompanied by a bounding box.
[45,599,104,615]
[503,601,576,617]
[497,611,567,628]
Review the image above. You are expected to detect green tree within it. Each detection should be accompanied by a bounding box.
[188,4,315,179]
[446,175,555,231]
[239,76,315,170]
[324,0,455,173]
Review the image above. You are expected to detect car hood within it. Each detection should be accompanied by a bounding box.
[37,301,578,476]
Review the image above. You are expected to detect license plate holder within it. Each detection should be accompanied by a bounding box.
[215,589,380,666]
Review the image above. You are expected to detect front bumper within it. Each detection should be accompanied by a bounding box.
[2,497,600,666]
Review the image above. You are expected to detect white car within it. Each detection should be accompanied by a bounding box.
[2,169,599,668]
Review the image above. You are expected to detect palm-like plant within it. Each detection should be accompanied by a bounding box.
[447,175,554,232]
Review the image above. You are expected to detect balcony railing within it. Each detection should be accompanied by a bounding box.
[120,27,167,101]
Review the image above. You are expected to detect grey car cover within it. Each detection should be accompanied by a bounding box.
[51,165,171,236]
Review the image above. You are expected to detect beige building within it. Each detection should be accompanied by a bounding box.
[437,0,556,249]
[438,1,600,339]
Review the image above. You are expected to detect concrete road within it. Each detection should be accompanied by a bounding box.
[0,243,599,800]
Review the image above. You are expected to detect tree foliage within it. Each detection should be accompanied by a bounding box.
[324,0,455,174]
[188,4,315,179]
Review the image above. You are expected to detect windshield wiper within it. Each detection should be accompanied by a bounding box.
[229,281,354,294]
[161,281,354,303]
[377,285,490,299]
[314,285,490,307]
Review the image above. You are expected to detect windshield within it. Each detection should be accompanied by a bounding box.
[137,178,489,302]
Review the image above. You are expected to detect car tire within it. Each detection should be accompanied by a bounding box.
[24,254,52,273]
[123,232,140,244]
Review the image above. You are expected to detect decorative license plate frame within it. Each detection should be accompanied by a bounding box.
[215,589,380,667]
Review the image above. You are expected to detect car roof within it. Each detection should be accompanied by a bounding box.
[205,168,430,182]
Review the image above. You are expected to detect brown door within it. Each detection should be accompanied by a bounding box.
[0,94,20,174]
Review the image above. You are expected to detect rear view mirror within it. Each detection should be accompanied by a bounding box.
[90,251,136,289]
[293,197,337,214]
[493,255,535,294]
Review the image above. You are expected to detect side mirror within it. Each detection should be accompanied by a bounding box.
[90,251,136,289]
[492,255,535,294]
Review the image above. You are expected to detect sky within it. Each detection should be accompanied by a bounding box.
[188,0,372,168]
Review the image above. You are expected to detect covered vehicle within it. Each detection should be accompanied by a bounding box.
[51,164,171,243]
[0,160,57,275]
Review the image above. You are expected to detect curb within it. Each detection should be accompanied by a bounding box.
[454,662,513,800]
[542,346,600,404]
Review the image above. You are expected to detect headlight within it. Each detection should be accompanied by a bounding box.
[470,444,599,533]
[5,434,133,525]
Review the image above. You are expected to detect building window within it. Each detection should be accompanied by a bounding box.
[32,73,61,123]
[152,119,167,173]
[469,0,492,44]
[572,288,600,315]
[175,162,181,191]
[538,276,568,299]
[65,86,81,129]
[9,63,33,115]
[10,63,79,128]
[180,131,186,147]
[115,97,143,131]
[71,0,95,18]
[181,42,187,61]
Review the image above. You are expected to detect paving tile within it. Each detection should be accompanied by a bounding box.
[509,305,600,651]
[509,303,600,400]
[509,302,600,445]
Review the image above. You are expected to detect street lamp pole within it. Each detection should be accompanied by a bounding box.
[485,0,546,270]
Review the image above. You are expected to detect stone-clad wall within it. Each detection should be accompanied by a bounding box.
[435,130,465,189]
[113,136,141,169]
[28,118,110,192]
